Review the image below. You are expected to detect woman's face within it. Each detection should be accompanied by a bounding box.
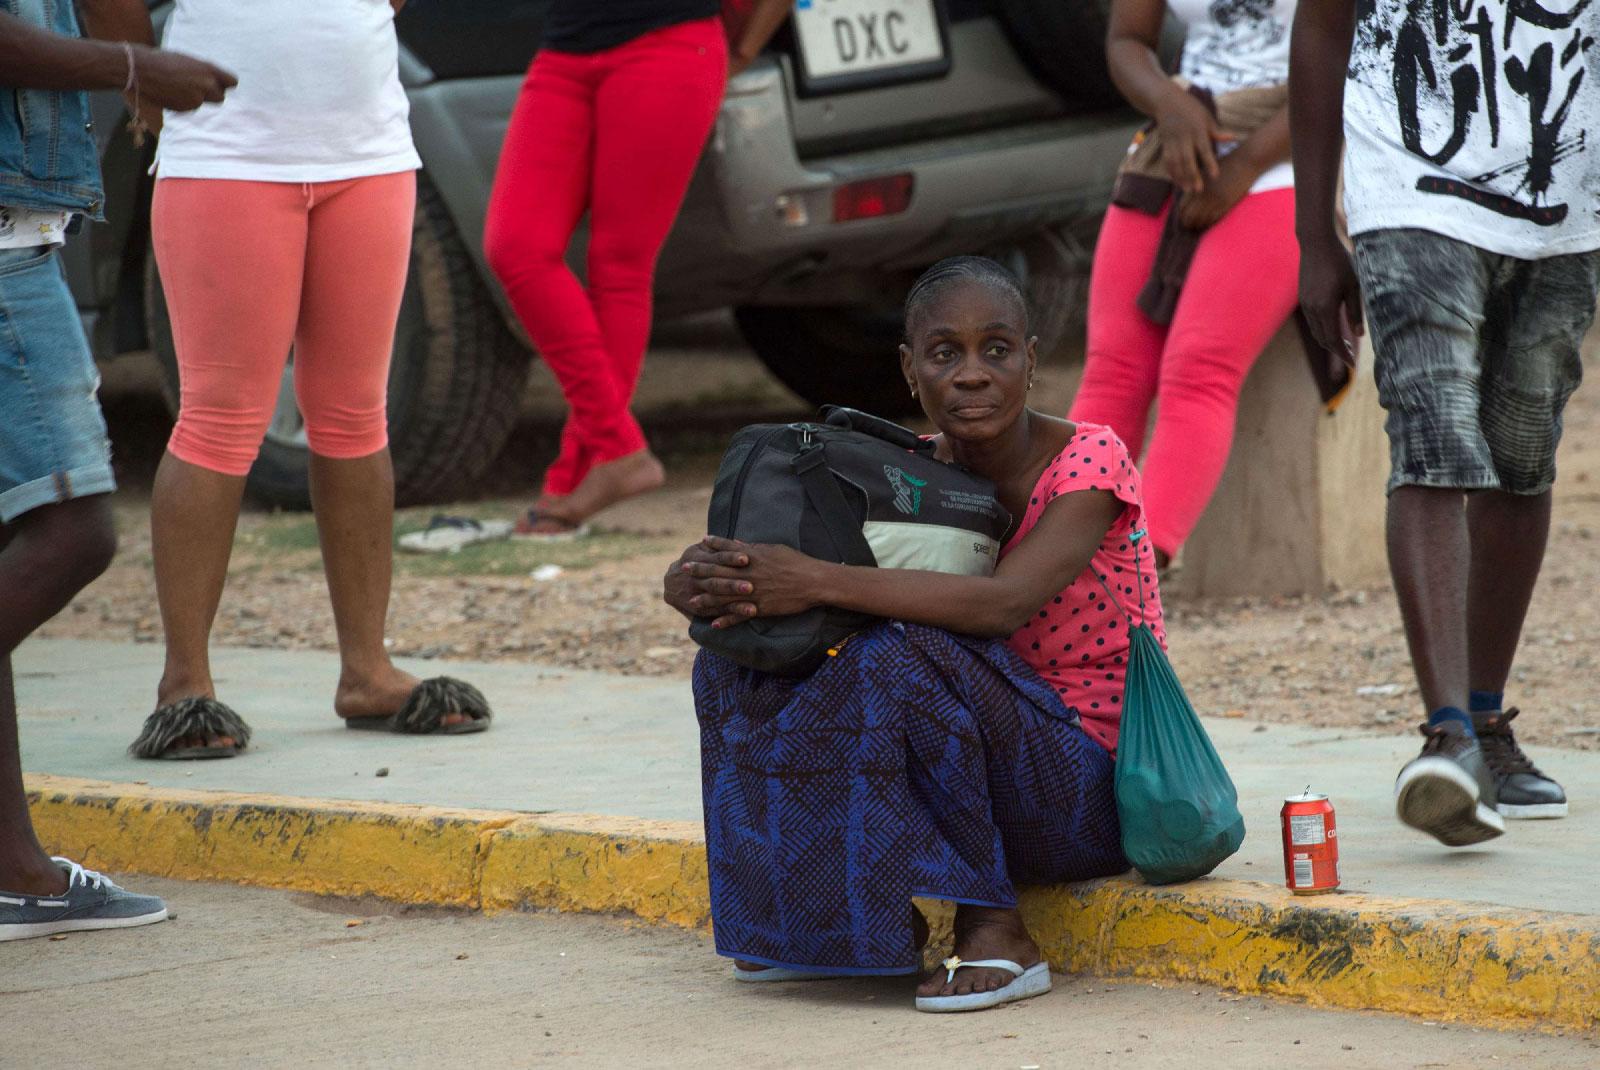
[900,280,1037,445]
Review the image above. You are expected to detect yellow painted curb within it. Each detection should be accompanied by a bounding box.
[1017,879,1600,1032]
[27,776,512,907]
[26,774,1599,1031]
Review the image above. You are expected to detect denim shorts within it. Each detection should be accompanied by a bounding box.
[1353,228,1600,496]
[0,245,115,523]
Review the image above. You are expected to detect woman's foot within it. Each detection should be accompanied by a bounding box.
[515,506,588,538]
[523,449,664,532]
[916,905,1041,999]
[335,663,473,729]
[151,677,237,753]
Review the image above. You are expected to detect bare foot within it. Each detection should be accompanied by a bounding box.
[735,907,929,975]
[154,676,237,752]
[916,905,1041,999]
[335,663,471,729]
[533,450,665,529]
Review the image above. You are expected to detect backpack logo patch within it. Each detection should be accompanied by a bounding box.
[884,465,927,516]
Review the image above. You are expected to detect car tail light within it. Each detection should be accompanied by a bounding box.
[832,174,914,223]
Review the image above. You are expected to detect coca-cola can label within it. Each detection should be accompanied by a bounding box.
[1282,792,1339,894]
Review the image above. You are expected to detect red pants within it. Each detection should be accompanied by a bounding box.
[154,173,416,476]
[1069,189,1300,557]
[484,18,727,495]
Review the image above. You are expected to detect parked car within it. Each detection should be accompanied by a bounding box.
[66,0,1148,508]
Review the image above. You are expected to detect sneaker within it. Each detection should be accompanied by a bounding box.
[1473,708,1568,819]
[0,858,168,942]
[1394,724,1506,846]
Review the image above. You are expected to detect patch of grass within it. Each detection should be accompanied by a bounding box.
[394,528,677,578]
[243,517,323,553]
[218,499,676,578]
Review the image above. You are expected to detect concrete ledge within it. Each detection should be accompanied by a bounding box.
[26,774,1598,1031]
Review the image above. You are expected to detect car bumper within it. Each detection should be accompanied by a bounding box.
[668,65,1138,306]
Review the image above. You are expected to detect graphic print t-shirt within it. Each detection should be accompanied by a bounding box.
[1169,0,1298,192]
[1344,0,1600,258]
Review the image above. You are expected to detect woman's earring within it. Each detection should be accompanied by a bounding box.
[909,385,918,398]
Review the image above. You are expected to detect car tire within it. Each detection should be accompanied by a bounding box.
[1004,213,1100,364]
[992,0,1120,107]
[147,177,531,510]
[733,304,920,418]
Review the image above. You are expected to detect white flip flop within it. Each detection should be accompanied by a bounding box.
[398,515,513,554]
[732,964,853,983]
[914,956,1052,1013]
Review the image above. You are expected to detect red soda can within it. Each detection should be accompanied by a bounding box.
[1281,792,1339,895]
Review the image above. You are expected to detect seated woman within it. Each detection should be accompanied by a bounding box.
[663,256,1166,1013]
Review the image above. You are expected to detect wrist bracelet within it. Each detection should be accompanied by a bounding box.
[120,42,149,147]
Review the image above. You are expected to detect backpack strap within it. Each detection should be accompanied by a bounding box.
[793,443,875,567]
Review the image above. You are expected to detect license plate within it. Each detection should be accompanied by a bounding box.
[793,0,949,94]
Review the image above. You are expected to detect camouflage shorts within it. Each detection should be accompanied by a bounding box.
[1353,228,1600,495]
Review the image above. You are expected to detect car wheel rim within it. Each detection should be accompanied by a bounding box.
[264,358,308,450]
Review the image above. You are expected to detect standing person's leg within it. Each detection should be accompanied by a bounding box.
[1464,249,1600,818]
[0,500,116,888]
[294,172,490,733]
[134,179,307,758]
[482,50,626,530]
[0,247,163,936]
[1353,228,1503,846]
[587,18,727,420]
[1068,204,1171,461]
[541,19,728,525]
[1135,188,1300,560]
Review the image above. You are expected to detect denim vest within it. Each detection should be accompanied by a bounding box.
[0,0,106,220]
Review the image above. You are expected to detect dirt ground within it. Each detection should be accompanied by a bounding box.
[41,316,1600,751]
[10,877,1598,1069]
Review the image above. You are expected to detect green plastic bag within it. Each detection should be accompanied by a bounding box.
[1102,535,1246,885]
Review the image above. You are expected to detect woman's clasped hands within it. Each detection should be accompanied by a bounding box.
[663,536,821,628]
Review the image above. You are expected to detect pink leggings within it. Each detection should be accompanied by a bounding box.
[483,18,727,496]
[1069,189,1300,557]
[152,171,416,476]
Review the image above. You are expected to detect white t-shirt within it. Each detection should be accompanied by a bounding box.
[156,0,421,182]
[1343,0,1600,259]
[1169,0,1296,193]
[0,206,69,248]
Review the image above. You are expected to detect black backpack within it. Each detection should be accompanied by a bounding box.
[689,407,1013,677]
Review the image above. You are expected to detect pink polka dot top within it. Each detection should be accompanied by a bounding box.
[1001,422,1166,753]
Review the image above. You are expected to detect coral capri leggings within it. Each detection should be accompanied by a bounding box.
[151,170,416,477]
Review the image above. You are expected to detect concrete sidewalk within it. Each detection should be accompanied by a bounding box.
[10,878,1599,1070]
[18,638,1598,915]
[16,638,1600,1029]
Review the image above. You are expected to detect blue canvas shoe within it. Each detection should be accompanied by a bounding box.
[0,858,168,942]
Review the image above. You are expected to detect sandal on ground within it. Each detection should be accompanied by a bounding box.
[511,508,591,543]
[914,956,1052,1014]
[343,677,491,735]
[732,964,854,983]
[398,515,513,554]
[129,696,252,760]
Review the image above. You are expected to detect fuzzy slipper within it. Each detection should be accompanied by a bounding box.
[398,515,513,554]
[129,697,252,760]
[343,677,491,735]
[511,508,591,543]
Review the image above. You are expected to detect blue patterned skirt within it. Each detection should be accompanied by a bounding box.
[693,622,1127,975]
